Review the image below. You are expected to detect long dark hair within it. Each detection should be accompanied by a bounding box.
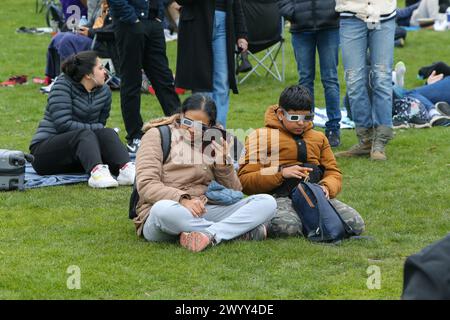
[61,50,98,82]
[181,93,217,126]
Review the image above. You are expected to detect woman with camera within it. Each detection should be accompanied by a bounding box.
[133,93,276,252]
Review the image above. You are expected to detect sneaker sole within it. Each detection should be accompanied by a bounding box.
[393,123,409,129]
[88,179,119,188]
[409,123,431,129]
[430,117,450,127]
[117,178,134,186]
[179,232,211,252]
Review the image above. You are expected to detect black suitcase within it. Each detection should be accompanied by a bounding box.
[0,149,33,191]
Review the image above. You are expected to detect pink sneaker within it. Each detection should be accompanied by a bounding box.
[179,232,212,252]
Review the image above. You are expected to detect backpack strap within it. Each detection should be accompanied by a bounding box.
[293,135,307,164]
[157,125,171,164]
[128,125,171,220]
[303,182,355,236]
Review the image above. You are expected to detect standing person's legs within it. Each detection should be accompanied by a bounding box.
[317,28,341,137]
[291,31,317,105]
[340,18,372,129]
[211,10,230,128]
[114,21,145,143]
[369,19,395,128]
[143,195,276,243]
[368,19,395,160]
[30,129,103,175]
[142,19,180,117]
[335,18,374,158]
[93,128,131,176]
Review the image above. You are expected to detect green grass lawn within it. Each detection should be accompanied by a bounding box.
[0,0,449,299]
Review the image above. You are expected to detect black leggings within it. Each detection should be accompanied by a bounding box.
[30,128,130,176]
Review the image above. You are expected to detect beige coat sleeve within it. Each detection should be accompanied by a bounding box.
[136,128,189,204]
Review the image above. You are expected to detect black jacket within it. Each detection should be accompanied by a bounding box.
[402,234,450,300]
[30,75,112,148]
[278,0,339,33]
[108,0,164,24]
[175,0,247,94]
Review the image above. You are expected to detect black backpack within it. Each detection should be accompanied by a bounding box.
[128,125,171,219]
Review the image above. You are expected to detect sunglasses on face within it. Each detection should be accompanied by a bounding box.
[282,109,314,122]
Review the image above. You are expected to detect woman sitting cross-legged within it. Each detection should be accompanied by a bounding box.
[30,50,135,188]
[134,93,277,252]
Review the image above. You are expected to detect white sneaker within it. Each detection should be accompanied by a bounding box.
[117,162,135,186]
[88,164,119,188]
[394,61,406,88]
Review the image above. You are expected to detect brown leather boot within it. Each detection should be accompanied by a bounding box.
[335,128,373,158]
[370,126,394,161]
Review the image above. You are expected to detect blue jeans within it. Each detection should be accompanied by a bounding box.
[206,10,230,128]
[291,29,341,132]
[394,76,450,111]
[340,17,395,128]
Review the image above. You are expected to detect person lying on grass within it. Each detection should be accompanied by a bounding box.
[393,61,450,128]
[238,85,365,238]
[134,93,276,252]
[29,50,135,189]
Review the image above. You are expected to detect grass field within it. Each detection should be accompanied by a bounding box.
[0,0,449,299]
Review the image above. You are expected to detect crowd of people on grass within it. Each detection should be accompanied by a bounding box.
[26,0,450,255]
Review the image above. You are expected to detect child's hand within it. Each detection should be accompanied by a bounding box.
[281,165,313,179]
[320,185,330,199]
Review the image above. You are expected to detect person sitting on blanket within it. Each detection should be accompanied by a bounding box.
[30,50,135,188]
[134,93,276,252]
[238,85,365,238]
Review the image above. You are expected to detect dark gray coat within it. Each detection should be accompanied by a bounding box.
[30,74,112,148]
[278,0,339,33]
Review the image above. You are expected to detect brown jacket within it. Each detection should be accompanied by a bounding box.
[134,115,242,236]
[238,105,342,198]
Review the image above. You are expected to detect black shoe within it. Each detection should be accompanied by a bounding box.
[326,130,341,147]
[435,101,450,117]
[408,116,431,128]
[236,52,252,74]
[393,118,409,129]
[127,138,141,153]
